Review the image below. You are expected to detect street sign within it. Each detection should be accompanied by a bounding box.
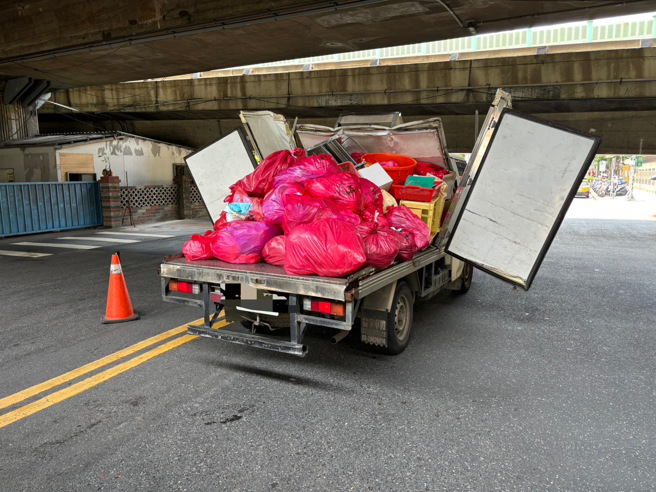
[637,155,644,167]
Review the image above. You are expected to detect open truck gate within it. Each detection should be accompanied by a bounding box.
[160,90,600,356]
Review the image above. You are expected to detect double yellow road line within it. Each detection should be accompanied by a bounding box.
[0,317,227,429]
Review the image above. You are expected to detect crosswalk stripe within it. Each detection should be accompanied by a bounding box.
[95,231,174,238]
[0,250,52,258]
[13,242,100,250]
[58,236,140,244]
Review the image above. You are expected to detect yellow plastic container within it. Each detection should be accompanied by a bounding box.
[399,185,447,241]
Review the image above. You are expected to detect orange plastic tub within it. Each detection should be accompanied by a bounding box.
[362,153,417,185]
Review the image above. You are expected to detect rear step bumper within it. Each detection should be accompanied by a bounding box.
[188,325,308,357]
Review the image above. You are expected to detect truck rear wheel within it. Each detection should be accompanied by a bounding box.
[455,263,473,294]
[384,281,414,355]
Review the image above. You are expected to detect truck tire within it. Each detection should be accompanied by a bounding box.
[454,263,474,294]
[384,281,414,355]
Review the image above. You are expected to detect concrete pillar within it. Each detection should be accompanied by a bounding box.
[0,100,39,141]
[99,175,122,228]
[174,174,193,219]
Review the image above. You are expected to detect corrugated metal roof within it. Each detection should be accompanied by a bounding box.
[0,133,115,148]
[0,131,193,149]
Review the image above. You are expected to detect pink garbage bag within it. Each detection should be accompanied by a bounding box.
[361,208,389,227]
[360,178,384,216]
[182,230,215,261]
[272,154,339,188]
[262,183,306,225]
[213,211,229,231]
[416,161,449,179]
[210,221,282,264]
[281,194,361,234]
[229,149,299,198]
[304,171,364,213]
[385,205,430,251]
[285,218,366,277]
[356,222,402,269]
[281,194,331,234]
[262,235,286,267]
[395,229,419,262]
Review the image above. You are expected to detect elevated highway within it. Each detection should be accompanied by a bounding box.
[40,42,656,154]
[3,0,653,88]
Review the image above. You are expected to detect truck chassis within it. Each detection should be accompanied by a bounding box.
[160,247,469,356]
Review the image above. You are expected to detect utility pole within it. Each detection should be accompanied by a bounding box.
[627,138,642,201]
[610,156,616,198]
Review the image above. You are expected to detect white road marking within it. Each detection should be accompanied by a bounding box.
[0,250,52,258]
[13,242,100,250]
[95,231,174,238]
[58,236,140,244]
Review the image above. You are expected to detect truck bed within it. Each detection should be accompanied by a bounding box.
[160,246,445,301]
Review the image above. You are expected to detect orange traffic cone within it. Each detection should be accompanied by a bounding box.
[102,253,139,323]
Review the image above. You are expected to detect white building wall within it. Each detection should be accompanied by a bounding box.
[56,136,191,186]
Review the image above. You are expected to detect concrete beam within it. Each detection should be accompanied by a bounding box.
[43,45,656,115]
[39,45,656,153]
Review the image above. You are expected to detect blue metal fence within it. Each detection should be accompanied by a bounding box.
[0,182,103,237]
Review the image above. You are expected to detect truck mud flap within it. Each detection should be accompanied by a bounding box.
[187,324,308,357]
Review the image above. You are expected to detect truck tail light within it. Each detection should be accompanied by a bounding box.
[302,298,345,317]
[169,280,200,294]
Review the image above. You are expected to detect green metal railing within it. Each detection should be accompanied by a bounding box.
[249,15,656,68]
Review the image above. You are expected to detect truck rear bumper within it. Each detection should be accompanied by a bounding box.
[188,324,308,357]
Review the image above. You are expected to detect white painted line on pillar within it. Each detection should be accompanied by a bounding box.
[95,231,174,238]
[58,236,140,244]
[0,250,52,258]
[13,242,100,250]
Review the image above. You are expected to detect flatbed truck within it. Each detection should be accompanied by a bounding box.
[159,91,600,357]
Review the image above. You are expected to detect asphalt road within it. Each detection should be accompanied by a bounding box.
[0,202,654,491]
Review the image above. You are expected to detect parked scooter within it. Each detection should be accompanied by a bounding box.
[615,183,629,196]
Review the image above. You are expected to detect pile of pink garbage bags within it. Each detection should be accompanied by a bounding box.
[182,149,431,277]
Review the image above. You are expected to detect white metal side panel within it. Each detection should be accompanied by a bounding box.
[240,110,296,160]
[184,130,256,223]
[446,110,600,289]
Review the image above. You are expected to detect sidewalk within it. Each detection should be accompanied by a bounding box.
[632,188,656,203]
[105,218,213,236]
[567,188,656,220]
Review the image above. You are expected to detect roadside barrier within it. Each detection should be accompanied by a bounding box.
[102,252,139,323]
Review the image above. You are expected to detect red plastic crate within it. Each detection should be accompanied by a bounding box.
[391,183,444,202]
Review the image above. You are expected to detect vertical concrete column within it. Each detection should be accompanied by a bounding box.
[174,174,193,219]
[99,175,122,228]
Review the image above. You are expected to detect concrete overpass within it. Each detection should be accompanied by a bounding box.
[3,0,656,147]
[3,0,654,88]
[39,41,656,154]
